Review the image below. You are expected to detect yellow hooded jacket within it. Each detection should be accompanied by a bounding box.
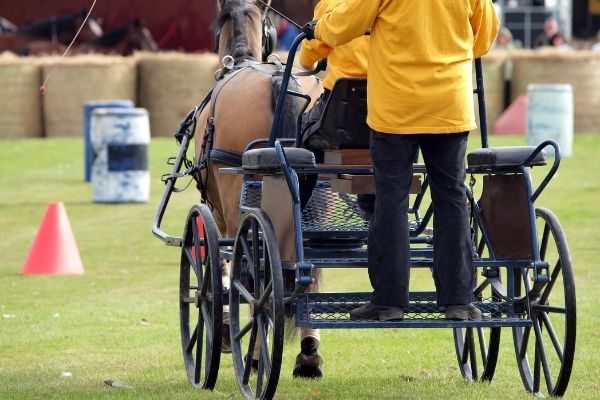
[314,0,499,134]
[299,0,369,91]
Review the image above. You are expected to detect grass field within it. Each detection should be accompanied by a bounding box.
[1,134,599,399]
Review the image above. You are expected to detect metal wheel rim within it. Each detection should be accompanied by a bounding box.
[513,207,576,397]
[229,209,284,400]
[180,204,223,389]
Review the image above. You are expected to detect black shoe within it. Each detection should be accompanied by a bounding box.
[444,303,483,321]
[349,301,404,321]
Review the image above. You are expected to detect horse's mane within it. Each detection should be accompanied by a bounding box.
[84,23,131,47]
[214,0,261,61]
[18,10,87,36]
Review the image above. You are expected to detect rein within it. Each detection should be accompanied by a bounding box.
[256,0,302,29]
[40,0,99,93]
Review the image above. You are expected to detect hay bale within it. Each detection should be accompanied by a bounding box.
[41,55,136,137]
[511,50,600,133]
[137,52,220,137]
[0,54,42,138]
[474,52,506,136]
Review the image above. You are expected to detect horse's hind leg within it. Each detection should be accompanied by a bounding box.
[293,329,323,379]
[293,269,323,379]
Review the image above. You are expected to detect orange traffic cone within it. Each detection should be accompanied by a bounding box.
[22,202,84,275]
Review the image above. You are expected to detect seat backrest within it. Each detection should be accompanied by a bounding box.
[320,78,369,149]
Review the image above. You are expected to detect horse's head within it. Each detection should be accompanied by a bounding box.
[130,19,159,52]
[17,10,103,44]
[0,17,17,33]
[214,0,269,63]
[78,14,104,43]
[64,10,103,43]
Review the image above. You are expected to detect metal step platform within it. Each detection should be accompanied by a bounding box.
[294,291,531,329]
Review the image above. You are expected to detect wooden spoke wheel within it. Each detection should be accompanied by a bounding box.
[453,223,501,382]
[512,208,576,397]
[179,204,223,389]
[229,209,284,400]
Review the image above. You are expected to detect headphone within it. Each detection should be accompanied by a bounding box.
[262,16,277,61]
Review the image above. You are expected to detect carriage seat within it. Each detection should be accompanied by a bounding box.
[467,146,547,172]
[303,78,370,151]
[241,147,316,171]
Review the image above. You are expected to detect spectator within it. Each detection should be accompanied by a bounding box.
[549,32,572,51]
[495,26,519,50]
[592,31,600,52]
[277,21,299,51]
[534,16,560,48]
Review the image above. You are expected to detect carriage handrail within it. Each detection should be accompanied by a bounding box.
[269,32,306,147]
[275,140,306,264]
[522,140,561,203]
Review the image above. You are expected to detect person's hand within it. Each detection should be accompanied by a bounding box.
[301,20,317,40]
[315,58,327,72]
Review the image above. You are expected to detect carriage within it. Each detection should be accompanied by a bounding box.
[152,24,576,400]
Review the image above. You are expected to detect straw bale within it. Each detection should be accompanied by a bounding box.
[511,50,600,133]
[41,55,136,137]
[137,52,220,137]
[0,55,42,138]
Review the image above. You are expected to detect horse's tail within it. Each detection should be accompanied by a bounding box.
[271,75,301,140]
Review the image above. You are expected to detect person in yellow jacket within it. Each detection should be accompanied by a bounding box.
[298,0,369,153]
[303,0,499,321]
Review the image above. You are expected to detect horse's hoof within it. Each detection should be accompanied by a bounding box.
[292,353,323,379]
[221,323,231,353]
[244,355,259,374]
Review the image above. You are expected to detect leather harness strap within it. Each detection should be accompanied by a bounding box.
[202,60,285,167]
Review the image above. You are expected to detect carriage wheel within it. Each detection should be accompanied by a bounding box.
[230,210,284,400]
[453,301,501,381]
[179,204,222,389]
[513,208,576,397]
[453,230,501,382]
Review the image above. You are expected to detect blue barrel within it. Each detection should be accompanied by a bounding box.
[83,100,134,182]
[90,108,150,203]
[527,84,574,157]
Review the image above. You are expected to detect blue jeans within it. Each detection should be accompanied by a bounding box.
[368,131,475,307]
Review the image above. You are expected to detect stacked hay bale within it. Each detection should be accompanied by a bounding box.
[511,50,600,133]
[0,53,43,138]
[41,55,136,137]
[137,52,220,137]
[474,52,507,136]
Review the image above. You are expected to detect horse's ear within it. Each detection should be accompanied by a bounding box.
[258,0,272,19]
[216,0,226,12]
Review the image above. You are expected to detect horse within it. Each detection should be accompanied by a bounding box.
[75,20,159,56]
[0,10,102,55]
[194,0,324,380]
[0,17,17,33]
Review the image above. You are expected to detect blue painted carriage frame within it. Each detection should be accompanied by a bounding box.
[152,31,575,398]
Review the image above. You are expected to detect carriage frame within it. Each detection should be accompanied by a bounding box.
[152,32,576,400]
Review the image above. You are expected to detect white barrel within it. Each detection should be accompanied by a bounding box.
[91,108,150,203]
[527,84,574,157]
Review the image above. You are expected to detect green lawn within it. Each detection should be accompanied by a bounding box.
[1,134,599,399]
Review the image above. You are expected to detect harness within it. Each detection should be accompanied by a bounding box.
[194,58,286,202]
